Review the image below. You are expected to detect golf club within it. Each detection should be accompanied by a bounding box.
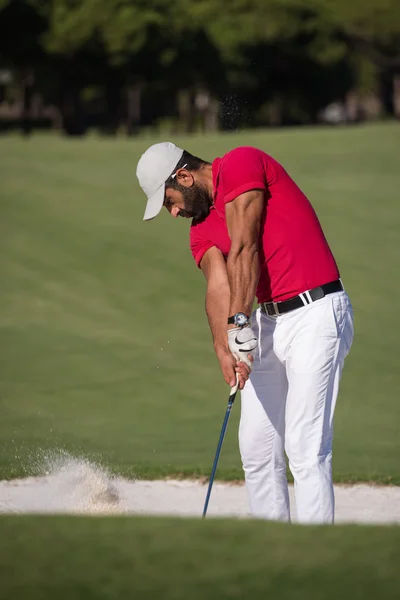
[202,375,239,518]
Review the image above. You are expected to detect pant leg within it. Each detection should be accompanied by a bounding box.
[239,309,290,521]
[282,292,354,524]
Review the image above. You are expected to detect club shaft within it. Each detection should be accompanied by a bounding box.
[202,385,238,518]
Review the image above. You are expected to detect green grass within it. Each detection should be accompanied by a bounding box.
[0,123,399,482]
[0,516,399,600]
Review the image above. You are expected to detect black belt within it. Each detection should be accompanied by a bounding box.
[261,279,344,316]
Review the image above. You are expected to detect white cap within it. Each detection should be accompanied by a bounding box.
[136,142,184,221]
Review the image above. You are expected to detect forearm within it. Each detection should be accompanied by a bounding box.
[205,283,230,355]
[226,243,260,316]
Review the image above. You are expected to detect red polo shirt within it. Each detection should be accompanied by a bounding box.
[190,146,339,303]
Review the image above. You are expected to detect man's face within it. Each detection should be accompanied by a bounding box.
[164,180,212,222]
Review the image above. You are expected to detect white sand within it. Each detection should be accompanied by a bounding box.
[0,457,399,524]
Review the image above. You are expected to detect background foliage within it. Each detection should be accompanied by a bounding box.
[0,0,399,134]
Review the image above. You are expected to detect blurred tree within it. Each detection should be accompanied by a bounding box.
[187,0,352,126]
[312,0,400,117]
[0,0,48,134]
[316,0,400,65]
[36,0,226,133]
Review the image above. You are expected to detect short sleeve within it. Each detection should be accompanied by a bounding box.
[219,147,268,204]
[190,223,215,268]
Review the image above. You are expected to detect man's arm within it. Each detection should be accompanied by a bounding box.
[200,246,230,353]
[200,246,250,389]
[225,189,265,317]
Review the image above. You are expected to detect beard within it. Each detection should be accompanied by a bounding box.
[175,182,213,223]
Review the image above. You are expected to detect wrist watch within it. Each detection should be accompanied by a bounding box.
[227,312,250,327]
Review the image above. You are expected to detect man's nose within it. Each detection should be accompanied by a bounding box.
[171,206,180,218]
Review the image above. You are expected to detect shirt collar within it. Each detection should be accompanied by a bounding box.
[212,157,222,200]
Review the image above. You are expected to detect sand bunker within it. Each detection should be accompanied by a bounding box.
[0,455,399,523]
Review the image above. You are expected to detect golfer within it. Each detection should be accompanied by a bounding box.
[136,142,354,523]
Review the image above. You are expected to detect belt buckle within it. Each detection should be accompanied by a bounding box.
[266,301,279,316]
[272,301,280,315]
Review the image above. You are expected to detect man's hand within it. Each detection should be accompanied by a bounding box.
[216,349,251,390]
[227,325,258,369]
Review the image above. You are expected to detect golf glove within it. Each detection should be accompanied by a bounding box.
[227,325,258,369]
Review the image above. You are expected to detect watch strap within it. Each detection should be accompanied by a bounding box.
[227,313,250,326]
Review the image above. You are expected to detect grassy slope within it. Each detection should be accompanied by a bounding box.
[0,123,399,482]
[0,516,400,600]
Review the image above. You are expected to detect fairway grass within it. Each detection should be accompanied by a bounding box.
[0,123,399,483]
[0,516,399,600]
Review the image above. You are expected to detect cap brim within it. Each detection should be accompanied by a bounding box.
[143,184,165,221]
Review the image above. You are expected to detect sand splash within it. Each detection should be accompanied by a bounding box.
[0,451,123,515]
[46,454,121,513]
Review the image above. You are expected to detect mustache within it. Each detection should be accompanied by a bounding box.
[178,208,194,218]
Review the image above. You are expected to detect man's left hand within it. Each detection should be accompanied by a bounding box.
[227,325,258,370]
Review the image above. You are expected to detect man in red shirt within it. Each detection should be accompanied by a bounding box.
[137,142,354,523]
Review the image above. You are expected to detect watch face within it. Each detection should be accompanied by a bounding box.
[235,313,248,327]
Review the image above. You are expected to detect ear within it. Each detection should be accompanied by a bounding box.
[175,169,195,188]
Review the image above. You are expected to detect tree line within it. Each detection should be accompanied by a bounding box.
[0,0,399,135]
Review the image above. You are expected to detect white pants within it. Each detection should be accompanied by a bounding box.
[239,291,354,524]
